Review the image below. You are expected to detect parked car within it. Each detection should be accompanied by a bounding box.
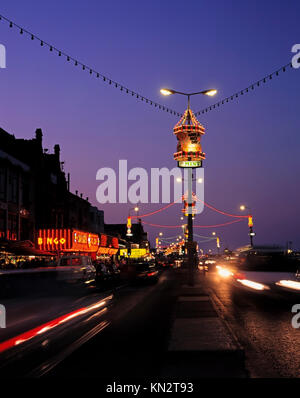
[216,249,300,297]
[57,255,96,286]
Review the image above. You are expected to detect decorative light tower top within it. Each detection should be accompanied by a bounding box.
[173,108,206,168]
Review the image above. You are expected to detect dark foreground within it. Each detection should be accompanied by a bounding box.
[0,268,299,379]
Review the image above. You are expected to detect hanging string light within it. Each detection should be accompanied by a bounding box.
[195,197,248,218]
[0,13,181,117]
[194,62,293,116]
[0,13,295,119]
[142,219,244,228]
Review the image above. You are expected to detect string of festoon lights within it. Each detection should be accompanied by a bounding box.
[0,13,295,118]
[142,219,244,229]
[0,13,181,117]
[130,196,248,220]
[194,61,294,116]
[194,197,249,218]
[193,233,218,240]
[129,194,247,229]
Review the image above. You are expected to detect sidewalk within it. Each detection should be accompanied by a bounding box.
[162,268,247,378]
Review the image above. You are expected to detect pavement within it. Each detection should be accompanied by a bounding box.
[162,269,246,378]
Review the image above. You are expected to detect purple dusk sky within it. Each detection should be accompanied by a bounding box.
[0,0,299,250]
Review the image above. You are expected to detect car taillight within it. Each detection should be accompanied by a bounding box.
[147,271,156,277]
[233,272,245,280]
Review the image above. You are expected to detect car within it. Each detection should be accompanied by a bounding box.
[128,261,159,284]
[57,255,96,285]
[198,260,208,272]
[216,248,300,297]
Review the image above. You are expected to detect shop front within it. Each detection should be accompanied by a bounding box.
[96,234,119,261]
[36,229,119,261]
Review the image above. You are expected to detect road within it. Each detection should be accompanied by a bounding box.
[47,269,180,377]
[205,271,300,378]
[0,267,299,378]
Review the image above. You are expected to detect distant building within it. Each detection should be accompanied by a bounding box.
[89,206,104,235]
[104,219,149,249]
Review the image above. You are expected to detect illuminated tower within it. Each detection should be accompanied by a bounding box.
[173,108,206,168]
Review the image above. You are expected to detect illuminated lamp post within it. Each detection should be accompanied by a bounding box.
[126,206,139,259]
[240,205,255,247]
[161,87,217,285]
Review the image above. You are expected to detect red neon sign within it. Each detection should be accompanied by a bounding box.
[37,229,119,254]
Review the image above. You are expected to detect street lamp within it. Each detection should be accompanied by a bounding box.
[211,232,220,254]
[161,86,217,286]
[240,205,255,247]
[160,88,217,108]
[126,206,139,237]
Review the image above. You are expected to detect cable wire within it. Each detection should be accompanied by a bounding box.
[194,62,294,116]
[0,13,181,117]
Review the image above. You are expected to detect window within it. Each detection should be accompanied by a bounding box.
[0,210,5,236]
[7,170,18,203]
[7,214,17,240]
[0,167,6,201]
[21,177,30,207]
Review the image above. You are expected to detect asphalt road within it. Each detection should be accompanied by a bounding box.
[1,268,299,379]
[47,269,180,377]
[205,271,300,378]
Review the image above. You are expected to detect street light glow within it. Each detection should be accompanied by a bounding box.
[240,205,246,211]
[134,206,139,212]
[203,89,217,96]
[160,88,173,96]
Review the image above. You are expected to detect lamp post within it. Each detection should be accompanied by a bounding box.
[126,206,139,237]
[240,205,255,247]
[212,232,221,255]
[161,87,217,285]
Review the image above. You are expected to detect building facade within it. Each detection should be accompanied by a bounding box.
[0,127,104,249]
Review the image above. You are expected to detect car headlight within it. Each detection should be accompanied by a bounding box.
[276,280,300,291]
[236,279,269,291]
[217,267,233,278]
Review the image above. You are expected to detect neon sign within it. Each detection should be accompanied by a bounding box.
[37,229,119,255]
